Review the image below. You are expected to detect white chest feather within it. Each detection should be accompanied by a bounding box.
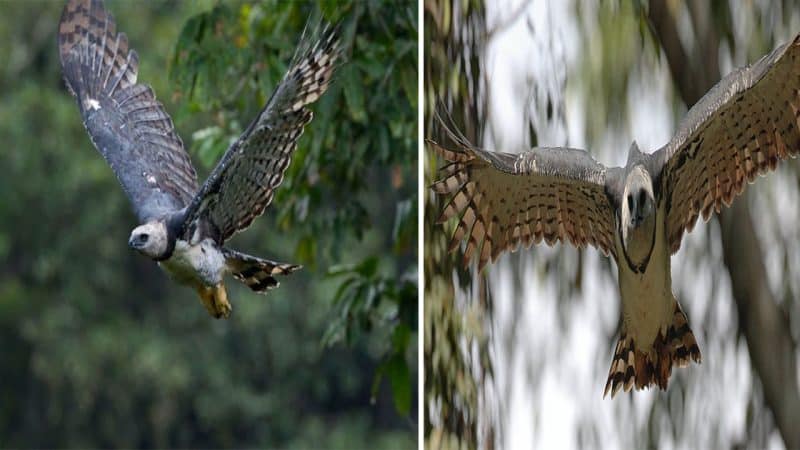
[159,238,226,287]
[614,203,674,351]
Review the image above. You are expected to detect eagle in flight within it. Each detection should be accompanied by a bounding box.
[430,34,800,397]
[59,0,340,318]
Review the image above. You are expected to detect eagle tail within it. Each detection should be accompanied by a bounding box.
[603,301,701,398]
[58,0,138,106]
[223,248,301,293]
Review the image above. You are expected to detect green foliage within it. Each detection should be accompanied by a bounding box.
[325,257,417,415]
[0,1,416,447]
[169,0,418,418]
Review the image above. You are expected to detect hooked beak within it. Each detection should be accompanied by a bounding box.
[129,234,147,249]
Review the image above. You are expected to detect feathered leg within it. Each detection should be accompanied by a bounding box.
[196,283,231,319]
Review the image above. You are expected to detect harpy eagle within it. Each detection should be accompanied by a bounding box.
[430,34,800,397]
[58,0,341,318]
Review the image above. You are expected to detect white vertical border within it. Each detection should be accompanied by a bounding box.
[417,0,425,446]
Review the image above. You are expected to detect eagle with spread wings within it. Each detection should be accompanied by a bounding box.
[430,34,800,397]
[59,0,341,318]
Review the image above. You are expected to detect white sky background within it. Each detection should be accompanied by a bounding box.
[472,0,800,448]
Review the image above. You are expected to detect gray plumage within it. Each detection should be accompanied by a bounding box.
[59,0,341,318]
[58,0,198,222]
[181,22,341,243]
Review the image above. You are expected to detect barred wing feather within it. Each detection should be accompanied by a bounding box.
[182,22,342,243]
[430,138,620,271]
[59,0,198,221]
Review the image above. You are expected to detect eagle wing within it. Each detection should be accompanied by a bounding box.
[181,23,341,243]
[58,0,198,222]
[655,34,800,254]
[430,133,621,272]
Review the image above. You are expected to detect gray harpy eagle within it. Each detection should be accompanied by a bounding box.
[431,34,800,397]
[58,0,341,318]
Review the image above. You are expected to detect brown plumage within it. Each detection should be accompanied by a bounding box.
[603,302,701,398]
[431,34,800,397]
[658,34,800,253]
[428,136,618,273]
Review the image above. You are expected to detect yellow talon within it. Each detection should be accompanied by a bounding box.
[196,283,231,319]
[214,283,231,318]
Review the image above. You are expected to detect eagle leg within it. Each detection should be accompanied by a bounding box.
[213,283,231,318]
[196,283,231,319]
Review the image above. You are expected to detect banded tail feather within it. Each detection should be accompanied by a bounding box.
[603,301,701,398]
[223,248,301,293]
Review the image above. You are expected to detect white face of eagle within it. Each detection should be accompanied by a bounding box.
[620,165,656,268]
[128,221,169,259]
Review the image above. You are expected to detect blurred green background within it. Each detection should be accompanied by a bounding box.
[0,1,417,448]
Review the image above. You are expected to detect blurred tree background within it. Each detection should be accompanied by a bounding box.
[425,0,800,448]
[0,0,416,448]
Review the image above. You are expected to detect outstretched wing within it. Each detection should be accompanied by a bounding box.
[430,130,621,272]
[655,34,800,254]
[181,22,341,243]
[59,0,198,222]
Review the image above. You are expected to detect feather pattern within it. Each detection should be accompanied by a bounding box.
[58,0,198,221]
[429,134,620,271]
[603,302,701,398]
[656,34,800,254]
[223,248,301,293]
[182,22,342,243]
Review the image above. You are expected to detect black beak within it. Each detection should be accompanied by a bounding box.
[129,232,149,249]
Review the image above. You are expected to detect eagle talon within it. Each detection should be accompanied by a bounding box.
[213,283,231,319]
[197,284,231,319]
[197,285,217,317]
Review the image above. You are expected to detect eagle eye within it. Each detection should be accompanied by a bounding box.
[139,233,149,243]
[627,194,633,212]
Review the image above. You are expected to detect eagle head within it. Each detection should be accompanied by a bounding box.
[129,220,170,260]
[620,165,656,271]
